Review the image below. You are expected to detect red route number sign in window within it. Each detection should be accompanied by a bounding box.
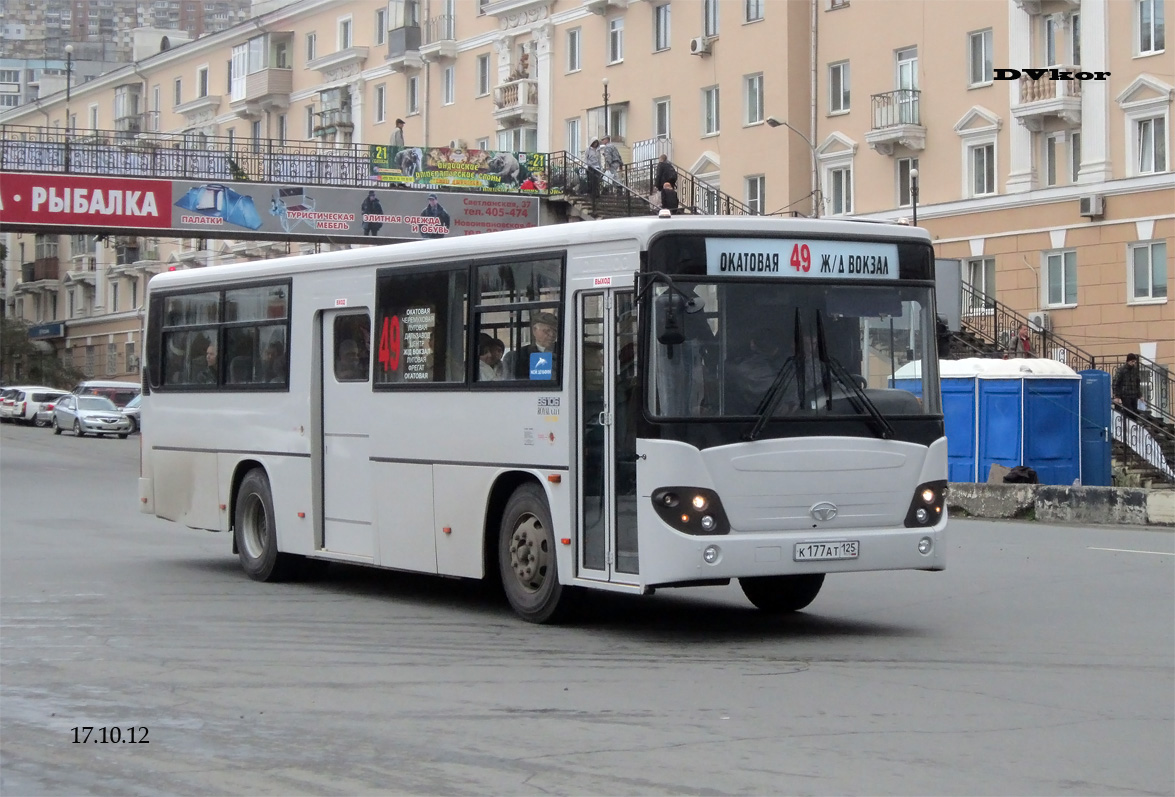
[790,243,811,273]
[378,315,401,371]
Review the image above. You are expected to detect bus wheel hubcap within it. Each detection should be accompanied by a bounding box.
[509,515,548,592]
[242,495,267,560]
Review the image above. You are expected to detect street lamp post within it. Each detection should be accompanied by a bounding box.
[766,116,820,218]
[910,167,920,226]
[601,77,610,138]
[64,44,74,171]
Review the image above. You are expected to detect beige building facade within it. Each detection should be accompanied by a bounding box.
[1,0,1171,382]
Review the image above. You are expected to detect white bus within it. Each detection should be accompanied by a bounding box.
[139,216,947,623]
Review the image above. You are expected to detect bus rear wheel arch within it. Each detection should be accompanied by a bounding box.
[739,573,825,613]
[498,483,572,624]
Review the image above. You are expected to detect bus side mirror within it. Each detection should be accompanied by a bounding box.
[656,293,686,346]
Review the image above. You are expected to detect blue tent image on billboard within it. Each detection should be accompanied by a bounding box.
[175,183,263,230]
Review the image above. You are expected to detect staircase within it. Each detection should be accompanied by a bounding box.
[949,283,1174,484]
[544,151,756,221]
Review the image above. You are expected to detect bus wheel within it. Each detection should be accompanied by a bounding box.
[499,484,569,624]
[234,468,297,582]
[739,574,825,613]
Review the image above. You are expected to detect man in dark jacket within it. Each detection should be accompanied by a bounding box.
[654,154,678,192]
[361,191,384,236]
[660,182,681,214]
[419,194,451,239]
[1113,353,1143,414]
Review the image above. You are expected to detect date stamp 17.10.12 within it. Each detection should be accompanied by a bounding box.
[71,726,149,744]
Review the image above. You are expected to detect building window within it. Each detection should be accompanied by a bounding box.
[338,17,352,50]
[828,167,852,215]
[969,29,993,85]
[376,8,387,45]
[306,32,317,62]
[744,73,764,125]
[567,118,581,156]
[745,0,764,23]
[88,105,98,131]
[1138,0,1165,54]
[608,17,624,63]
[1044,15,1058,66]
[173,78,182,107]
[969,142,996,196]
[111,284,119,314]
[964,257,996,313]
[745,175,765,214]
[704,0,719,38]
[654,98,671,137]
[477,137,490,150]
[1135,116,1168,173]
[1045,250,1078,307]
[702,86,720,135]
[1070,13,1081,64]
[897,157,919,206]
[654,4,671,52]
[1044,133,1060,186]
[408,76,419,115]
[196,66,208,98]
[829,61,849,113]
[567,28,581,72]
[1129,241,1168,302]
[375,84,386,123]
[1070,132,1081,181]
[443,67,455,105]
[306,105,315,138]
[477,54,491,95]
[277,114,287,143]
[107,343,118,375]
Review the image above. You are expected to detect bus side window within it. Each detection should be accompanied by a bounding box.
[334,314,370,382]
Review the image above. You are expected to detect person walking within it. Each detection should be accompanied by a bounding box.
[1007,323,1033,358]
[660,182,680,214]
[654,154,678,193]
[1113,353,1143,415]
[389,117,406,163]
[601,136,623,193]
[583,139,602,197]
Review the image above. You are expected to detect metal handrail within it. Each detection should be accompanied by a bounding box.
[958,282,1096,370]
[1096,354,1174,427]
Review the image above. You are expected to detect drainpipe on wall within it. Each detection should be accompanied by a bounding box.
[810,0,819,218]
[422,0,432,148]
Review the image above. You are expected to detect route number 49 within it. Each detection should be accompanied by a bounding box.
[790,243,812,273]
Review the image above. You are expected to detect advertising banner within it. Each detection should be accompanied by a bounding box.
[0,173,539,241]
[369,145,558,195]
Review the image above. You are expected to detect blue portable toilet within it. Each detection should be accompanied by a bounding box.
[894,358,1082,484]
[1078,370,1112,487]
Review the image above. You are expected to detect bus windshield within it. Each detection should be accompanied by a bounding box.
[648,280,940,420]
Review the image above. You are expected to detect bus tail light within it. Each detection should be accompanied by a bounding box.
[651,487,730,535]
[904,480,947,527]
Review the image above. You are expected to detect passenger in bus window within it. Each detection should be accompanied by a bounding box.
[504,312,558,379]
[195,343,218,385]
[335,339,366,381]
[478,334,506,381]
[263,340,286,383]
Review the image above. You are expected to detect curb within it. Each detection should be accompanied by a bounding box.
[947,483,1174,527]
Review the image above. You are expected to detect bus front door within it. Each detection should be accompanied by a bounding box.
[578,290,639,584]
[320,309,375,560]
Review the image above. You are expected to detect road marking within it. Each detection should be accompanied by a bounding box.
[1088,547,1175,556]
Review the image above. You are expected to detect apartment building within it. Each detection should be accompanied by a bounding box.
[0,0,1170,383]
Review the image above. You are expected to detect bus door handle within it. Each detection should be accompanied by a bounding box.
[597,411,611,426]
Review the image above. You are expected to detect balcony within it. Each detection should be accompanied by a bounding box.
[386,25,422,70]
[65,255,98,287]
[1013,0,1079,13]
[583,0,627,14]
[229,67,293,119]
[16,259,61,294]
[864,89,926,155]
[307,48,369,81]
[493,78,538,126]
[1011,65,1082,131]
[175,93,222,125]
[420,14,456,60]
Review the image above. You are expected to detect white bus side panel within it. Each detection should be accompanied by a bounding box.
[153,449,220,530]
[372,462,438,573]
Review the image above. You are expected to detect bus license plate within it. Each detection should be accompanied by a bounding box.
[794,540,859,562]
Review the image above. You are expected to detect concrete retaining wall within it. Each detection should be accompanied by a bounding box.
[948,483,1174,526]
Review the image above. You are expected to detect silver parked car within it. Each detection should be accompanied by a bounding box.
[52,394,134,438]
[121,394,142,434]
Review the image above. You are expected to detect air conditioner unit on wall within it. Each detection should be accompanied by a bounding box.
[689,36,712,56]
[1079,194,1104,218]
[1028,311,1051,332]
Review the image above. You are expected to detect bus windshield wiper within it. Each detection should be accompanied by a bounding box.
[743,311,803,442]
[815,313,895,440]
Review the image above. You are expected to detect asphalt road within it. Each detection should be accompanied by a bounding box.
[1,421,1172,796]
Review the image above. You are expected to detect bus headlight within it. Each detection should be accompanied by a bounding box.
[651,487,730,535]
[905,480,947,527]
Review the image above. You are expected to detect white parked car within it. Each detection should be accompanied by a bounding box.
[1,386,64,425]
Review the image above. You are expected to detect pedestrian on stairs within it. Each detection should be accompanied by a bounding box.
[583,139,602,197]
[654,154,678,193]
[1113,353,1143,416]
[601,136,623,193]
[660,182,681,214]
